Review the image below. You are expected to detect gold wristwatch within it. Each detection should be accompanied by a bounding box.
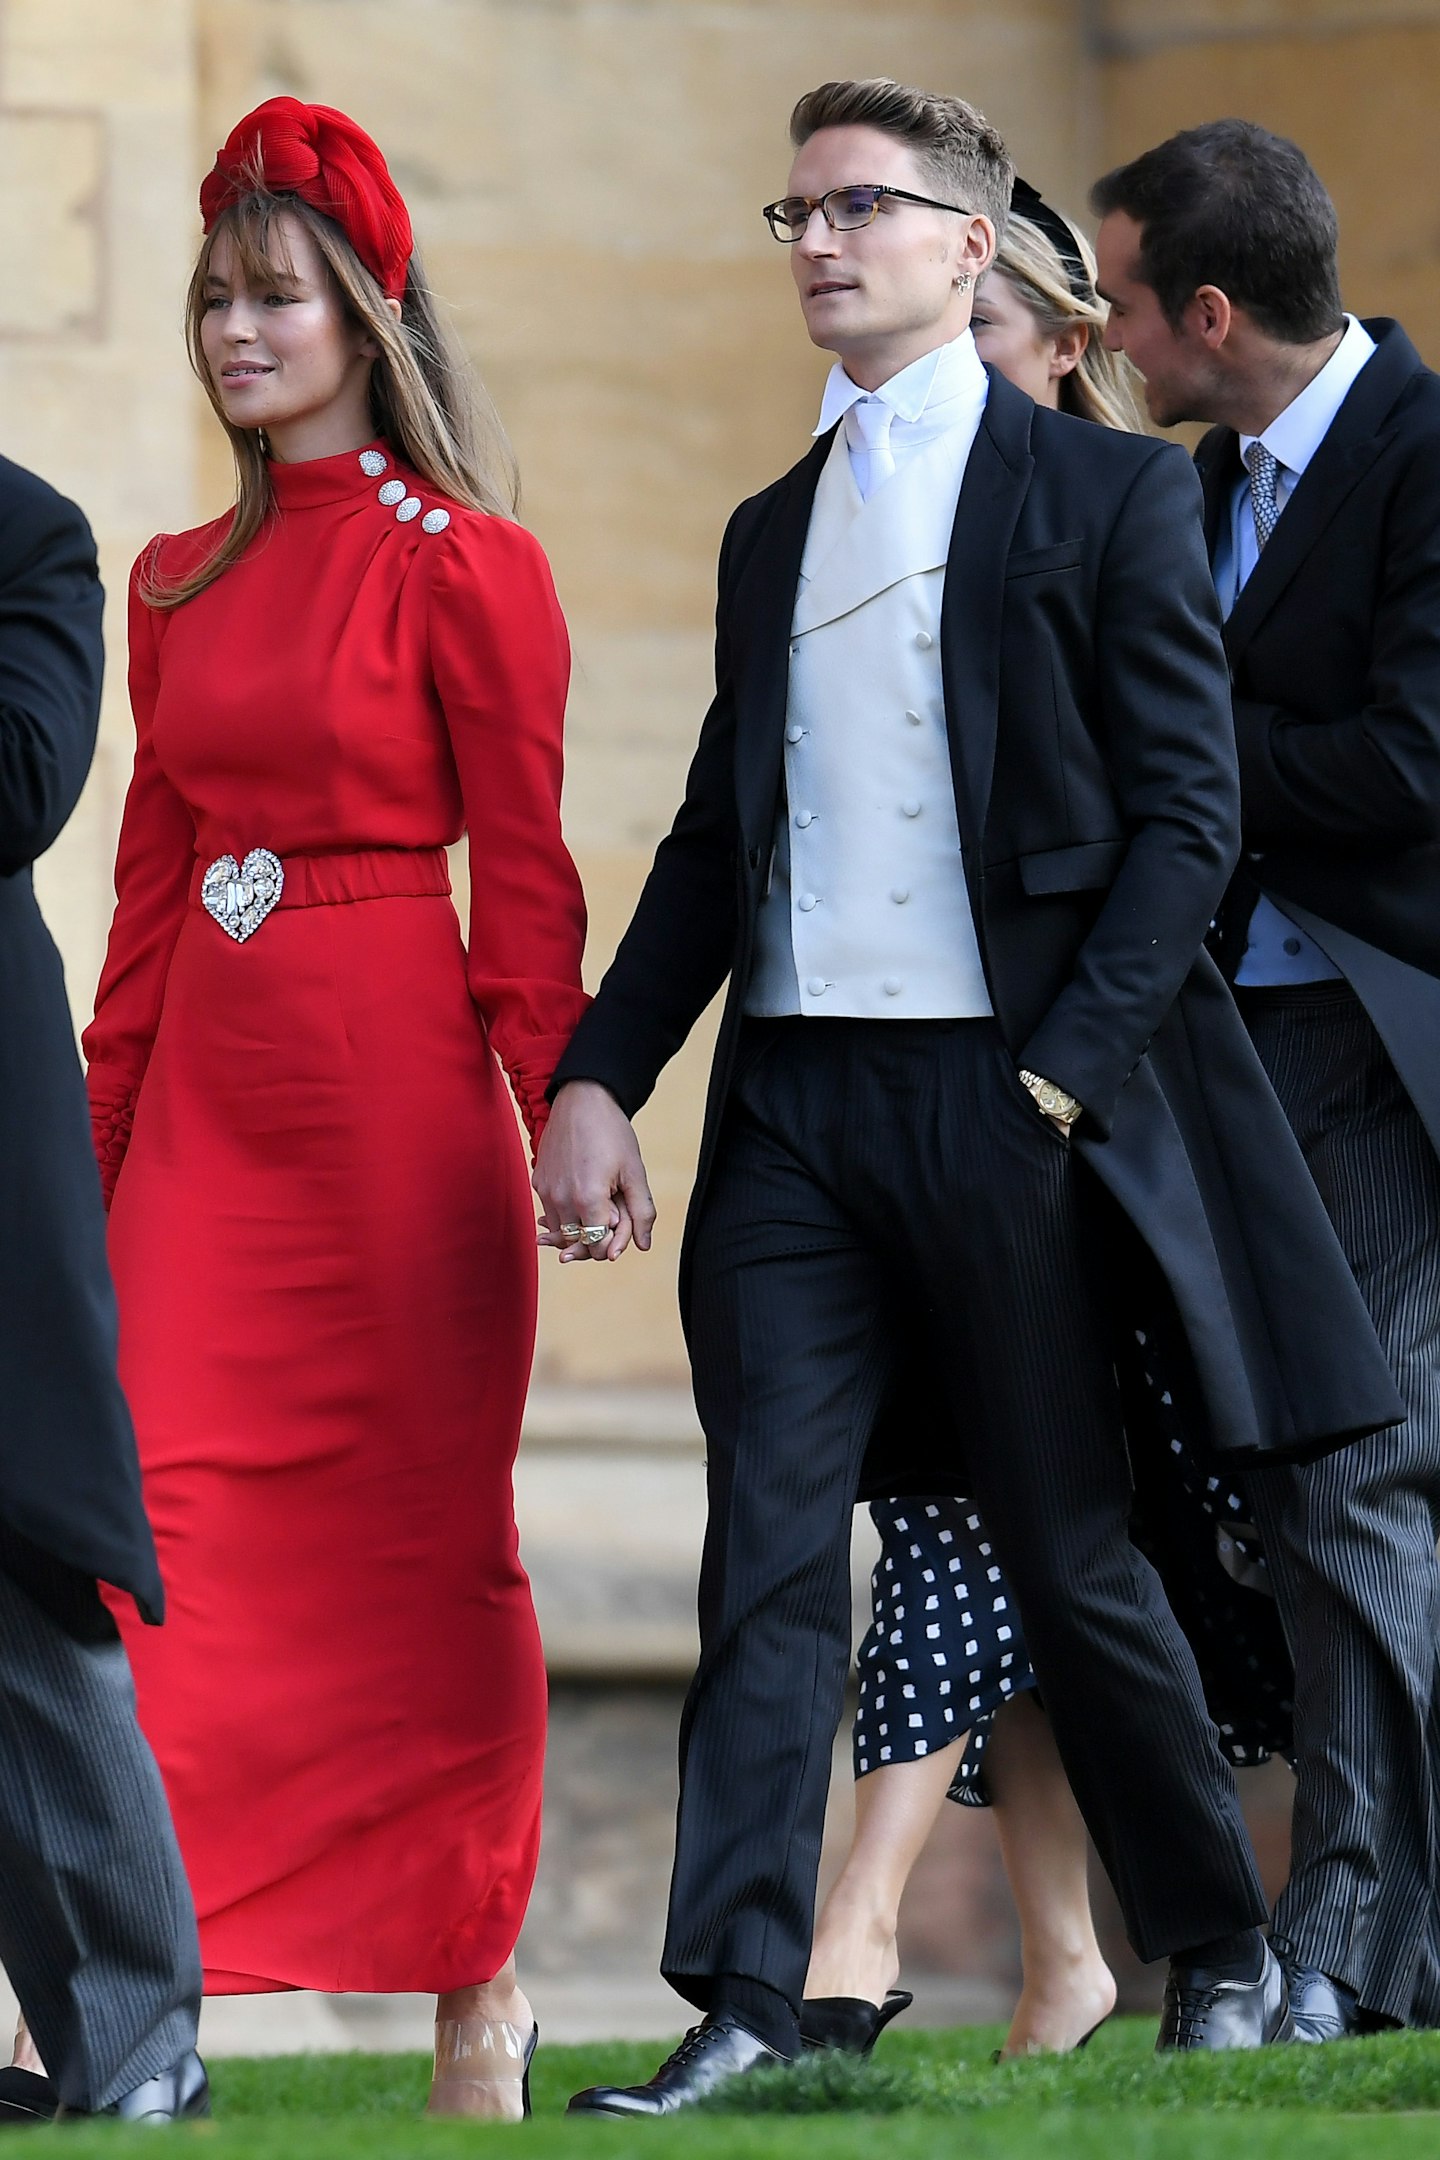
[1018,1069,1083,1127]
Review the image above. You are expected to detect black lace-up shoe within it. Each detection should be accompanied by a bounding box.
[567,2014,785,2116]
[1284,1963,1361,2043]
[0,2068,57,2125]
[56,2049,210,2123]
[1158,1942,1294,2050]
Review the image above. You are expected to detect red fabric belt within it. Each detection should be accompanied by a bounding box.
[188,845,452,911]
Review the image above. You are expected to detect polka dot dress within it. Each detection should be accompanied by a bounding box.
[853,1495,1031,1807]
[853,1323,1294,1810]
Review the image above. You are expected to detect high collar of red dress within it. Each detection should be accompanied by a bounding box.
[267,439,400,510]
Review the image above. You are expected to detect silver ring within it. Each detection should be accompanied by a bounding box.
[579,1224,611,1245]
[559,1223,584,1240]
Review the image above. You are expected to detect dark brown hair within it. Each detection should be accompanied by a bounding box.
[1091,120,1343,344]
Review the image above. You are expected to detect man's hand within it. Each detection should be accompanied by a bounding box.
[533,1081,656,1263]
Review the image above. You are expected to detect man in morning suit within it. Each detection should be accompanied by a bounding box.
[535,80,1401,2109]
[0,452,207,2123]
[1096,120,1440,2043]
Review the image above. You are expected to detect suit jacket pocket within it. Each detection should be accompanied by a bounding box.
[1005,539,1084,580]
[1018,837,1128,895]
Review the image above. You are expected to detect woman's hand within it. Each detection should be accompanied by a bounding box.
[533,1080,656,1263]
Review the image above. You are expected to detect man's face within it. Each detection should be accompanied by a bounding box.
[1095,210,1215,426]
[783,124,989,369]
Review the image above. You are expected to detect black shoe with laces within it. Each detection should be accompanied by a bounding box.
[1284,1963,1361,2044]
[567,2014,785,2117]
[1157,1942,1294,2051]
[55,2049,210,2123]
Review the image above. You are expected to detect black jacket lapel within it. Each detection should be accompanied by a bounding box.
[729,432,831,851]
[1196,424,1241,568]
[1218,319,1424,666]
[941,367,1034,851]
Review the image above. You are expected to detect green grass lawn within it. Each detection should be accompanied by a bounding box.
[46,2021,1440,2157]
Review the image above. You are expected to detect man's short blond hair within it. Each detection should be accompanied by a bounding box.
[790,78,1014,241]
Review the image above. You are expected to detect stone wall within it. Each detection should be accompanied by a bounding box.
[2,0,1434,2027]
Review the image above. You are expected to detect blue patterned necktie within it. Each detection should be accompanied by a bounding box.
[1244,440,1281,551]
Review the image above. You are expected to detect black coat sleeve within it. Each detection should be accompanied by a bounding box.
[548,509,747,1116]
[1021,445,1242,1135]
[1232,434,1440,847]
[0,466,105,877]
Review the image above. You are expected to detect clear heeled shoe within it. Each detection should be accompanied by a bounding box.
[426,2016,539,2120]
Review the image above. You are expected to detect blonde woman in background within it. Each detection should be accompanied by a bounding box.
[800,197,1157,2062]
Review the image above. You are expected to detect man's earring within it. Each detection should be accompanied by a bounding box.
[954,271,973,292]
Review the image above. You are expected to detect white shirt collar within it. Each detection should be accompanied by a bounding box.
[1239,314,1376,480]
[814,331,986,438]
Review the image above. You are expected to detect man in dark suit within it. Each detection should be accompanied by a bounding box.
[536,80,1400,2109]
[0,453,207,2123]
[1095,118,1440,2044]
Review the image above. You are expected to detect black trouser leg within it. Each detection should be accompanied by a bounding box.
[663,1081,895,2044]
[913,1049,1265,1958]
[1240,985,1440,2024]
[0,1526,201,2111]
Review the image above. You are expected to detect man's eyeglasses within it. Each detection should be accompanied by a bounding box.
[762,184,970,244]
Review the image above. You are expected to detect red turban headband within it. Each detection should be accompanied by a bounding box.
[200,97,413,300]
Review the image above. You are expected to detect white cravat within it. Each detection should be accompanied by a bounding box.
[844,396,897,503]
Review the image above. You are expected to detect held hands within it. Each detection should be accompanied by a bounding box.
[533,1080,656,1264]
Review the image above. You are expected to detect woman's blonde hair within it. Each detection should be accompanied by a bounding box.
[147,191,518,607]
[986,213,1148,434]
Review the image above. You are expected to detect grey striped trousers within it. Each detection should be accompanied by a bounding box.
[1240,983,1440,2028]
[0,1528,201,2109]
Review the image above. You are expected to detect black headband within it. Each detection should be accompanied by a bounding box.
[1009,177,1094,305]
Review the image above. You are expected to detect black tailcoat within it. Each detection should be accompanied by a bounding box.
[0,455,161,1617]
[554,369,1402,1464]
[1197,319,1440,1156]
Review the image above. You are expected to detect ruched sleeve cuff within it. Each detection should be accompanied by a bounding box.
[88,1083,138,1211]
[502,1030,586,1154]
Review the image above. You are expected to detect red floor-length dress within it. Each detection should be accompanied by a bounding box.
[82,441,588,1994]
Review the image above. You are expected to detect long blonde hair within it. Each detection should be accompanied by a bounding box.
[987,213,1147,434]
[147,192,518,607]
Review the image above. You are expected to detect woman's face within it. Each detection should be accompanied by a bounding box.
[972,266,1084,409]
[199,211,377,444]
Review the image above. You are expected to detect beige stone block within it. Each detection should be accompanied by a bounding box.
[0,115,103,339]
[200,0,1083,249]
[1103,27,1440,368]
[1,0,195,108]
[562,628,720,851]
[1098,0,1440,55]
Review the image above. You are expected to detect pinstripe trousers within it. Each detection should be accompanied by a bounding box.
[664,1018,1265,2042]
[1240,983,1440,2028]
[0,1525,201,2110]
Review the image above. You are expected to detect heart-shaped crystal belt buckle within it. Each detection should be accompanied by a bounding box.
[200,848,285,942]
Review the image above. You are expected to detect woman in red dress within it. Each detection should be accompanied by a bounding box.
[77,101,587,2119]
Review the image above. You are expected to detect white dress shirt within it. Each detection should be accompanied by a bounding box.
[745,333,993,1020]
[816,332,990,498]
[1214,314,1376,985]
